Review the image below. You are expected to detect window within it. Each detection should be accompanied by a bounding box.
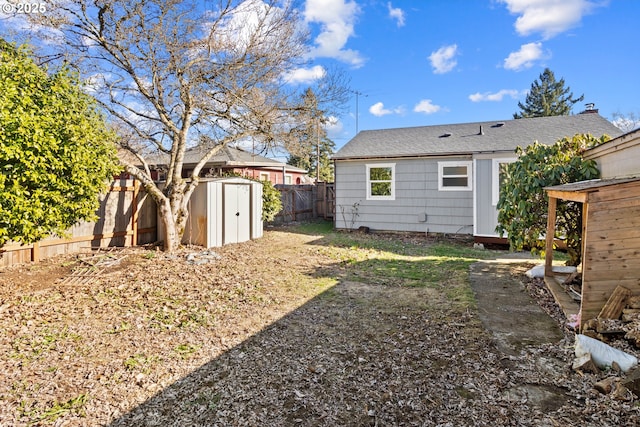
[284,174,293,185]
[438,161,472,191]
[492,158,516,205]
[259,172,270,182]
[366,163,395,200]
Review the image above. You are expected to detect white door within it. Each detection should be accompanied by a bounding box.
[223,184,251,244]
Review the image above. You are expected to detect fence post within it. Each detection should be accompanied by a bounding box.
[31,242,40,263]
[132,180,139,246]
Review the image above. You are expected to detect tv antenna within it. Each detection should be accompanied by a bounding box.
[351,90,368,134]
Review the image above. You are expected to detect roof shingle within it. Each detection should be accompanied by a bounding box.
[333,114,622,160]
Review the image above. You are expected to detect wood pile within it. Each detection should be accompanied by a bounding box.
[581,286,640,348]
[576,286,640,400]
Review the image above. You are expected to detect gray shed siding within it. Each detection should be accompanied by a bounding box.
[182,178,263,248]
[335,157,473,234]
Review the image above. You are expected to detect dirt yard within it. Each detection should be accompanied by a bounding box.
[1,225,639,426]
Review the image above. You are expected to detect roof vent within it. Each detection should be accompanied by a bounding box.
[440,132,452,138]
[492,122,505,128]
[478,125,484,135]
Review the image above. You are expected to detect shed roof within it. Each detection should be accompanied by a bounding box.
[333,113,622,160]
[147,145,307,173]
[544,176,640,203]
[545,176,640,193]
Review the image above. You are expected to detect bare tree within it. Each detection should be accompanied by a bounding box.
[22,0,345,251]
[612,111,640,132]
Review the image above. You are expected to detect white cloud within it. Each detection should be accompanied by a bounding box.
[324,115,344,138]
[369,102,392,117]
[503,42,548,71]
[304,0,364,68]
[428,44,458,74]
[369,101,406,117]
[414,99,441,114]
[282,65,326,84]
[0,10,65,46]
[469,89,521,102]
[499,0,599,39]
[387,2,405,27]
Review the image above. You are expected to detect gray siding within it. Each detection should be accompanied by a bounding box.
[334,157,473,234]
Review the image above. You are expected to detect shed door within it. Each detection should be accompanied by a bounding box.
[223,184,251,244]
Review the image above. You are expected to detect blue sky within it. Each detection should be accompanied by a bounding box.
[1,0,637,154]
[293,0,640,151]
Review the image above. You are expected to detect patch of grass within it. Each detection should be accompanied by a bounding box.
[282,223,501,310]
[124,353,160,373]
[20,394,89,424]
[174,343,201,359]
[293,220,334,235]
[11,327,82,361]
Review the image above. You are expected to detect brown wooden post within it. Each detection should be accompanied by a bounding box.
[131,180,139,247]
[545,196,557,276]
[31,241,40,263]
[581,201,588,269]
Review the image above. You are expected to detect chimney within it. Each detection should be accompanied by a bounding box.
[580,103,598,114]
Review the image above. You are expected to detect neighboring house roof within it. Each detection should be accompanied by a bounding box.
[333,113,622,160]
[147,145,307,173]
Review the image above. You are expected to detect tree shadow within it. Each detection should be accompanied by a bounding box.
[105,260,498,426]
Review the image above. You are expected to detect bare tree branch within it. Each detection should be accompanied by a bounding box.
[16,0,347,250]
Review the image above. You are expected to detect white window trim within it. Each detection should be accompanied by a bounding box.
[438,161,472,191]
[491,158,517,206]
[366,163,395,200]
[259,172,270,181]
[284,174,293,185]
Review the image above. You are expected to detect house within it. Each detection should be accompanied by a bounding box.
[544,128,640,326]
[149,145,311,185]
[332,113,622,240]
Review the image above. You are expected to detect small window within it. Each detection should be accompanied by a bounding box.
[284,174,293,185]
[366,163,395,200]
[438,161,472,191]
[259,172,270,182]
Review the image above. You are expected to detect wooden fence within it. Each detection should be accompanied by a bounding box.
[0,180,334,266]
[273,182,334,224]
[0,180,157,267]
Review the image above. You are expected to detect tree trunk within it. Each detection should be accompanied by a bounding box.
[157,197,179,252]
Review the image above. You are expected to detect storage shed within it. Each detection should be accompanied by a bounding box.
[544,129,640,327]
[182,177,263,248]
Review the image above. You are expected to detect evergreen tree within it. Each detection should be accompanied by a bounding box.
[287,88,336,182]
[513,68,584,119]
